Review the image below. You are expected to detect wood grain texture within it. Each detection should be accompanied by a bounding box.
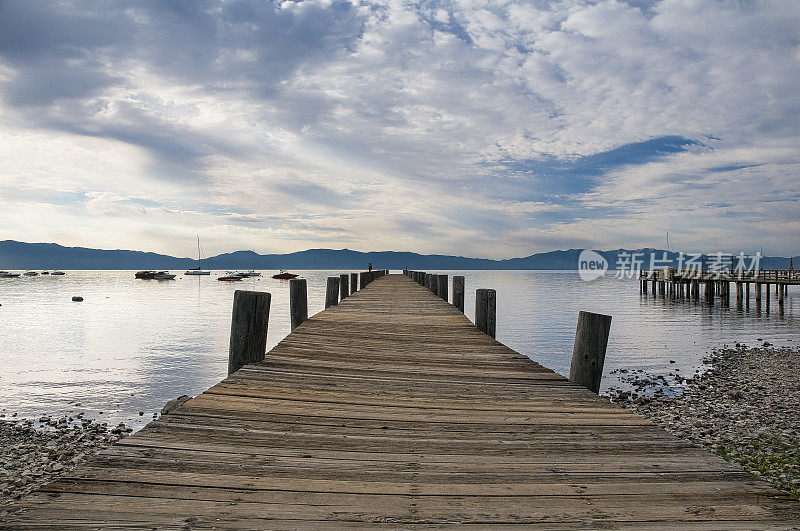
[227,290,271,376]
[4,274,798,528]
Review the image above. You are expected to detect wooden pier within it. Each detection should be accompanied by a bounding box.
[4,274,798,527]
[640,268,796,310]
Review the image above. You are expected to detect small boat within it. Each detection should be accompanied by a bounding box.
[272,270,298,280]
[51,271,65,276]
[242,270,261,277]
[135,271,158,279]
[185,236,211,275]
[0,271,21,278]
[23,271,39,276]
[217,275,243,282]
[153,271,176,280]
[185,268,210,276]
[41,271,50,275]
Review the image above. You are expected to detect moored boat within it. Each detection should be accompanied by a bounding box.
[272,270,298,279]
[135,271,158,279]
[184,236,211,275]
[0,271,21,278]
[23,271,39,276]
[217,275,243,281]
[41,271,50,275]
[51,271,65,276]
[153,271,176,280]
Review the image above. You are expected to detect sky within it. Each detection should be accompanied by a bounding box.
[0,0,798,259]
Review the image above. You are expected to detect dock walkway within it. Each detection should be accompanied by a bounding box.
[5,274,798,527]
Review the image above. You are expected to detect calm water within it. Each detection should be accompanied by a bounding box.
[0,270,797,429]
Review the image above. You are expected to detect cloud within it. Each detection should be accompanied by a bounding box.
[0,0,798,258]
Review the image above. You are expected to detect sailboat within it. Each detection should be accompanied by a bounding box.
[185,236,211,275]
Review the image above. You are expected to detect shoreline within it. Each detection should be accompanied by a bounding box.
[0,395,190,511]
[610,345,800,498]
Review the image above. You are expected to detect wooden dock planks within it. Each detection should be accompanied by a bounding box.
[4,274,798,528]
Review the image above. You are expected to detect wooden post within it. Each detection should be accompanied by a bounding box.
[350,272,358,293]
[642,278,648,295]
[437,274,448,301]
[360,271,369,289]
[765,283,770,312]
[778,283,784,307]
[339,274,349,300]
[755,282,761,304]
[475,289,496,338]
[569,311,612,394]
[325,277,340,308]
[289,278,308,330]
[452,276,465,312]
[228,290,271,376]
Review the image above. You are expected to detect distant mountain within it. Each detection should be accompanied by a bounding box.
[0,240,796,271]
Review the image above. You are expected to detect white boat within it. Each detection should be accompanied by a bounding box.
[153,271,176,280]
[23,271,39,276]
[0,271,21,278]
[51,271,65,276]
[242,270,261,277]
[185,236,211,275]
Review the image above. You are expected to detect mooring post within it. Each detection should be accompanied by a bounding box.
[360,271,369,289]
[228,290,271,376]
[289,278,308,330]
[569,311,612,394]
[453,275,465,312]
[325,277,340,308]
[736,282,743,306]
[350,272,358,293]
[642,277,648,295]
[339,274,349,300]
[755,282,761,305]
[475,289,496,338]
[437,274,448,301]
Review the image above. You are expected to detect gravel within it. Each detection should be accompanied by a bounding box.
[0,417,128,510]
[607,345,800,498]
[1,394,193,513]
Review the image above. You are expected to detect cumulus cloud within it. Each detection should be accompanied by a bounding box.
[0,0,798,258]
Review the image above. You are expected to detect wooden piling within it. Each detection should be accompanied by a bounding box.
[360,272,370,290]
[475,289,496,338]
[350,272,358,294]
[437,274,448,302]
[339,274,349,300]
[289,278,308,330]
[325,277,340,308]
[755,282,761,305]
[227,290,271,376]
[452,275,465,312]
[642,278,648,295]
[569,311,612,394]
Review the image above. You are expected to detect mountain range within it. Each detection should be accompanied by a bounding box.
[0,240,796,271]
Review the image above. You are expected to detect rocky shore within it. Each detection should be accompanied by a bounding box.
[0,395,191,512]
[0,417,129,508]
[609,345,800,498]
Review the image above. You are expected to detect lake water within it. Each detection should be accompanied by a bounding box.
[0,270,797,430]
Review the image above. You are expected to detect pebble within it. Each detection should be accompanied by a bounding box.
[609,346,800,498]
